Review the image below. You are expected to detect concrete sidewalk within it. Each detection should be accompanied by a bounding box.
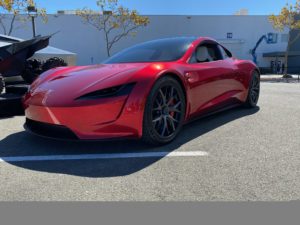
[261,74,300,82]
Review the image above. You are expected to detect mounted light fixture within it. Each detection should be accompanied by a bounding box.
[27,5,38,37]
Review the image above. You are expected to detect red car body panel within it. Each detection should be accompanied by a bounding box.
[23,37,258,140]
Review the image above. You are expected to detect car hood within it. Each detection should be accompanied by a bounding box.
[28,63,147,106]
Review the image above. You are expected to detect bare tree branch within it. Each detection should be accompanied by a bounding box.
[0,16,7,34]
[76,0,149,57]
[0,0,47,36]
[8,14,16,35]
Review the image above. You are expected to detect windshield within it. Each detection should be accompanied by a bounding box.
[103,37,196,64]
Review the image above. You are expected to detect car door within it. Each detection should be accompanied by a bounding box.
[184,42,238,118]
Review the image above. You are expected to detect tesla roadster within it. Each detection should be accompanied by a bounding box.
[23,37,260,145]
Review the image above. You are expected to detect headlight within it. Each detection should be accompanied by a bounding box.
[76,83,135,100]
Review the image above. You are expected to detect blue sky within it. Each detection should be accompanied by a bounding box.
[34,0,295,15]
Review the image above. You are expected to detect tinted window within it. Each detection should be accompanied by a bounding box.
[190,43,223,63]
[104,38,196,64]
[207,44,223,61]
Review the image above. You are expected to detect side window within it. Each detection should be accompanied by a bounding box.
[190,43,223,63]
[206,44,223,61]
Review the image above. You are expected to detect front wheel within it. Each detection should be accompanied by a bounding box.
[244,71,260,108]
[142,76,186,145]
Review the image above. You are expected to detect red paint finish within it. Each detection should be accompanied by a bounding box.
[23,37,258,140]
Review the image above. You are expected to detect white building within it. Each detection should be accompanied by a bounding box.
[2,14,289,71]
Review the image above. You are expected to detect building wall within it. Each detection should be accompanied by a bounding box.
[2,15,289,67]
[287,28,300,73]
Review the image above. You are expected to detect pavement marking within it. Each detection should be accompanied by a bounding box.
[0,151,209,163]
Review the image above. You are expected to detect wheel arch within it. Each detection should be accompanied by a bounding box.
[158,72,187,104]
[249,67,261,87]
[156,71,190,120]
[254,68,261,77]
[141,71,188,145]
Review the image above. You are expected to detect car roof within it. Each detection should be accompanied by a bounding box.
[138,36,217,45]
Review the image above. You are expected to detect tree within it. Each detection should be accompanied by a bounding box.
[76,0,149,57]
[0,0,46,36]
[269,0,300,77]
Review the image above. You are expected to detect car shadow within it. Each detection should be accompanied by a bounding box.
[0,106,260,178]
[0,113,24,119]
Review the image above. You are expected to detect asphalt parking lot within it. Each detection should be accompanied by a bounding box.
[0,82,299,201]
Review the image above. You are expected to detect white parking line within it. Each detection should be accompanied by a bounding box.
[0,151,208,163]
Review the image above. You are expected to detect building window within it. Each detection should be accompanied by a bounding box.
[267,33,278,43]
[227,33,233,39]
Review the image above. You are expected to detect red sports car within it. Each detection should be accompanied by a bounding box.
[23,37,260,145]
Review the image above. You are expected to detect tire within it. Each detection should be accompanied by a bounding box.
[244,71,260,108]
[22,58,67,84]
[0,75,4,94]
[21,59,43,84]
[142,76,186,145]
[42,57,67,72]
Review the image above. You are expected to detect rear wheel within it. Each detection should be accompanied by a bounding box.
[244,71,260,108]
[142,76,186,145]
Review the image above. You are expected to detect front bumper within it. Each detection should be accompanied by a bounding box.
[23,95,142,140]
[24,118,79,140]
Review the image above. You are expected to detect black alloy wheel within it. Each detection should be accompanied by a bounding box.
[245,71,260,108]
[143,76,186,145]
